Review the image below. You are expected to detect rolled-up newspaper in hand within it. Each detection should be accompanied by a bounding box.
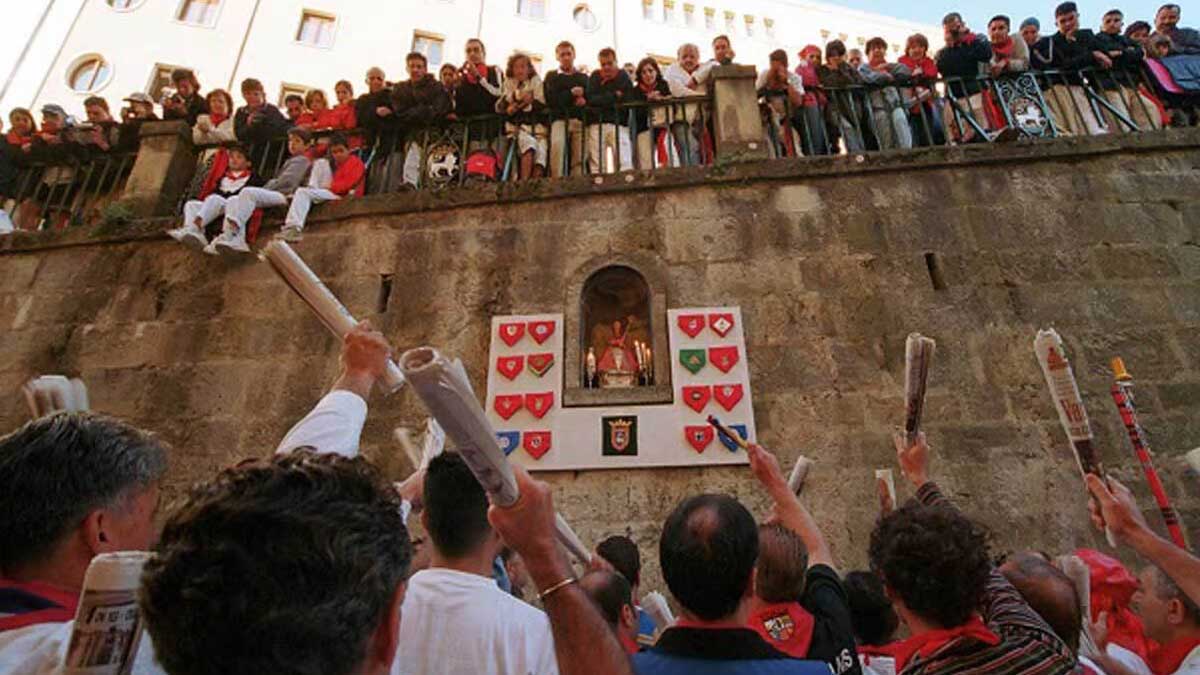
[260,240,405,395]
[642,591,676,630]
[904,333,935,447]
[1034,328,1114,545]
[23,376,89,418]
[875,469,897,515]
[63,552,149,675]
[1187,447,1200,480]
[398,346,591,564]
[787,455,813,497]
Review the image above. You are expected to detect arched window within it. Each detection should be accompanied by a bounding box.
[68,56,113,93]
[573,4,599,31]
[580,266,653,389]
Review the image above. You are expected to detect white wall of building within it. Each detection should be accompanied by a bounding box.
[21,0,937,120]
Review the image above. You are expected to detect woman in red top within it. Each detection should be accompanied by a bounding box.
[794,45,832,155]
[330,80,360,149]
[898,34,946,146]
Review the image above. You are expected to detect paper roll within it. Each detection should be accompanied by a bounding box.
[23,376,90,418]
[642,590,676,629]
[398,346,589,563]
[787,455,813,497]
[903,333,935,447]
[63,552,150,675]
[1187,447,1200,476]
[260,240,405,395]
[875,469,897,515]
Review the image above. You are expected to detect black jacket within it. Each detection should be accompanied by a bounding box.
[1036,30,1102,84]
[586,69,634,125]
[1093,31,1145,88]
[355,88,397,147]
[234,103,289,145]
[392,74,452,129]
[936,33,993,95]
[163,92,208,126]
[455,64,502,117]
[544,69,589,119]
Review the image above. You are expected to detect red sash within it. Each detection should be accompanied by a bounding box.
[747,601,816,658]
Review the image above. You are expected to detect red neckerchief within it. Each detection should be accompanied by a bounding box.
[892,614,1001,672]
[5,130,31,146]
[224,168,250,181]
[638,78,658,94]
[859,642,905,657]
[0,579,78,632]
[461,62,489,85]
[619,631,640,655]
[900,55,938,78]
[208,112,227,127]
[992,35,1016,59]
[747,601,816,658]
[1148,636,1200,675]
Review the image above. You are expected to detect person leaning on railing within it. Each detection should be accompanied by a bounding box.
[544,41,589,178]
[757,49,807,159]
[1154,4,1200,55]
[1035,2,1110,136]
[858,38,915,150]
[586,47,635,174]
[793,46,831,156]
[391,51,452,191]
[1094,9,1165,132]
[663,43,709,167]
[629,57,673,170]
[496,52,548,181]
[818,41,868,153]
[935,13,993,143]
[73,96,121,156]
[161,68,208,127]
[234,78,290,147]
[899,34,947,147]
[192,89,237,148]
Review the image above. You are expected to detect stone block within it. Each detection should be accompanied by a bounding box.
[1088,245,1181,280]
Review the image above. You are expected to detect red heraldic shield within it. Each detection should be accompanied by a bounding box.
[525,392,555,419]
[682,385,712,413]
[714,384,744,411]
[685,426,715,453]
[528,321,556,344]
[494,395,523,420]
[496,355,525,381]
[527,353,555,377]
[709,313,735,337]
[678,314,706,338]
[523,431,552,460]
[709,346,740,373]
[499,322,525,347]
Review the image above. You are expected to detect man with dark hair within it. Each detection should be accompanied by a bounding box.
[544,40,588,177]
[581,570,640,654]
[162,67,207,125]
[586,47,633,173]
[935,12,992,141]
[391,51,451,190]
[858,36,914,150]
[843,571,902,674]
[871,433,1074,675]
[1095,9,1163,131]
[398,451,557,674]
[748,523,861,674]
[634,444,832,674]
[0,413,168,668]
[712,34,736,65]
[1035,2,1110,135]
[1155,4,1200,54]
[234,77,289,146]
[756,49,807,157]
[140,450,410,675]
[594,535,659,646]
[1021,17,1042,46]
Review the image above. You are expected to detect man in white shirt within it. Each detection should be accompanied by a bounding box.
[663,43,710,166]
[395,451,559,675]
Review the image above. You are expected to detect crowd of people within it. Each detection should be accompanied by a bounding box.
[1,3,1199,235]
[0,323,1197,675]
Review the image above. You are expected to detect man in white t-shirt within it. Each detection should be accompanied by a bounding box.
[396,451,558,675]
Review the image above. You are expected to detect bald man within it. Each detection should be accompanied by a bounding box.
[580,570,640,655]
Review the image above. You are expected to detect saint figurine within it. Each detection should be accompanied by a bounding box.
[597,319,640,388]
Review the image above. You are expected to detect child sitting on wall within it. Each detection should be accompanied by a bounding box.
[281,132,364,241]
[168,144,264,250]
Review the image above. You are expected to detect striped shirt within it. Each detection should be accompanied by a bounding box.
[902,483,1077,675]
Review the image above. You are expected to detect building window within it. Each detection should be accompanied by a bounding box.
[723,10,735,32]
[744,14,754,37]
[856,36,866,46]
[176,0,220,26]
[278,83,309,107]
[764,17,775,38]
[642,0,654,20]
[517,0,546,20]
[651,53,676,66]
[67,55,112,93]
[663,0,675,23]
[820,29,831,39]
[148,64,189,102]
[296,11,336,48]
[683,3,695,26]
[573,4,598,30]
[412,32,445,67]
[107,0,141,9]
[704,7,715,30]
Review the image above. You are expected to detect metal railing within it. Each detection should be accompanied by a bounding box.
[2,149,136,231]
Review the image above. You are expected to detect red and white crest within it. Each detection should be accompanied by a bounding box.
[714,384,744,411]
[682,385,712,413]
[523,431,552,460]
[496,355,524,381]
[528,320,556,344]
[499,322,525,347]
[493,394,523,420]
[684,425,715,453]
[677,314,706,338]
[708,346,740,373]
[524,392,555,419]
[709,313,735,337]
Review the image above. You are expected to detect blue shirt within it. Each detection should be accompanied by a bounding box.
[633,626,832,675]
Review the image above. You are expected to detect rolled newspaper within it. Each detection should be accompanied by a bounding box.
[875,469,897,515]
[394,427,422,469]
[23,376,89,418]
[904,333,936,447]
[260,240,405,395]
[393,418,448,471]
[1034,328,1115,545]
[787,455,813,497]
[1187,447,1200,479]
[62,552,149,675]
[398,346,591,564]
[642,591,676,630]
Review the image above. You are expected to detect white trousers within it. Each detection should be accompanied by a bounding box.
[549,119,584,177]
[285,159,339,230]
[403,141,423,187]
[223,187,288,241]
[586,123,633,174]
[183,194,228,231]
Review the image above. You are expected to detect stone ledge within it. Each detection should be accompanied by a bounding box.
[3,127,1199,256]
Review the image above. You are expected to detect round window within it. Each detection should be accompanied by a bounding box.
[106,0,145,9]
[68,56,113,93]
[574,5,599,31]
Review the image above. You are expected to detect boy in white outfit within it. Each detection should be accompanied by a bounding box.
[168,145,263,250]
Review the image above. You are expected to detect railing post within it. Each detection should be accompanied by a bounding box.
[710,64,768,163]
[119,120,196,218]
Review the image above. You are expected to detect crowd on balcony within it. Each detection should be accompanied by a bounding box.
[2,2,1199,236]
[2,323,1199,675]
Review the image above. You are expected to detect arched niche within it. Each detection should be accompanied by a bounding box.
[563,254,673,407]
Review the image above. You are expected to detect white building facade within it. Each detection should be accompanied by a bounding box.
[20,0,937,117]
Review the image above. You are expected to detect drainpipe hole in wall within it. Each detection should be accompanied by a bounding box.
[925,253,947,291]
[377,274,394,314]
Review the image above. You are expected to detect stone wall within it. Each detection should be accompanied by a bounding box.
[2,129,1199,593]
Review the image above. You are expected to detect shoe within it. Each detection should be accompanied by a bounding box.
[280,225,303,242]
[167,224,207,250]
[202,240,220,256]
[214,234,252,257]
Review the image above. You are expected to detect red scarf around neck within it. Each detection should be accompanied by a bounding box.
[209,112,228,127]
[992,35,1016,59]
[892,614,1001,672]
[638,78,658,94]
[1148,636,1200,675]
[462,62,490,85]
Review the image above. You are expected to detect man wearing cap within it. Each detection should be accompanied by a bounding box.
[1038,2,1110,136]
[117,93,159,151]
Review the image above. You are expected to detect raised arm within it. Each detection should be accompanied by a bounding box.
[275,322,390,457]
[489,467,634,675]
[747,443,834,568]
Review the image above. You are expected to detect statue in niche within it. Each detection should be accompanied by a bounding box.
[581,266,653,389]
[597,318,641,388]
